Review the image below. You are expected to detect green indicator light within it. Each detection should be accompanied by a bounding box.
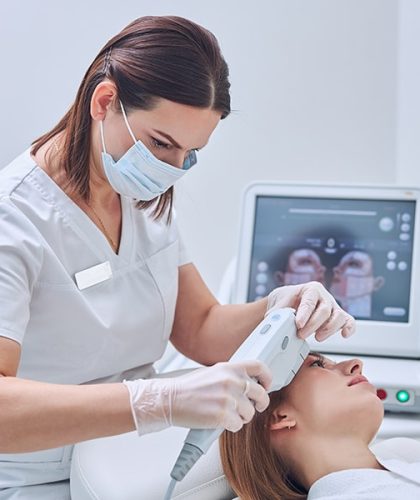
[396,390,410,403]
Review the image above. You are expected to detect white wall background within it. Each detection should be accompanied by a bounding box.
[396,0,420,186]
[0,0,416,294]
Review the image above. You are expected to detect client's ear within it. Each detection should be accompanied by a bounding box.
[269,408,296,431]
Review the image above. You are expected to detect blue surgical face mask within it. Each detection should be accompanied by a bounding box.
[100,101,197,200]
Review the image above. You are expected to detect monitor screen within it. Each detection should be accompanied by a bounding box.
[248,196,416,322]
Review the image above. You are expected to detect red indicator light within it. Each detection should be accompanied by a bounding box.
[376,389,387,400]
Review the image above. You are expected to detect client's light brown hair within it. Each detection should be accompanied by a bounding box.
[219,389,307,500]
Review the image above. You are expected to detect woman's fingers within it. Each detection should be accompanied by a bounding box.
[297,301,334,338]
[313,308,353,341]
[224,402,246,432]
[291,282,356,341]
[228,361,272,427]
[236,394,257,424]
[229,377,269,428]
[241,360,273,392]
[341,315,356,338]
[294,285,320,329]
[242,377,270,413]
[295,282,333,335]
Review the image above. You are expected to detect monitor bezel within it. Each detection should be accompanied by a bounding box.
[233,182,420,359]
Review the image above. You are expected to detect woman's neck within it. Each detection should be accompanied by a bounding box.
[33,134,118,209]
[289,435,386,491]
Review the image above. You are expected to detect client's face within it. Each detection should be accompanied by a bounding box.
[219,354,385,499]
[269,353,384,446]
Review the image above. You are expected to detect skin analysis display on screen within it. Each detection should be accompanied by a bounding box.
[248,197,415,323]
[234,183,420,358]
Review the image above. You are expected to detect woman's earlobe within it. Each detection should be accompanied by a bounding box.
[270,419,296,431]
[269,409,296,431]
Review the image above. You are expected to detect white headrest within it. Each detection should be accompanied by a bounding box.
[370,437,420,463]
[70,425,420,500]
[70,427,235,500]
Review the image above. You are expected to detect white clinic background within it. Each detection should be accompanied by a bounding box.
[0,0,419,294]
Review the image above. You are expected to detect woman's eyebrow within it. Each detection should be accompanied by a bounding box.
[152,128,207,151]
[152,129,183,149]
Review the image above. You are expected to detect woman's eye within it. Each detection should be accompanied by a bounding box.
[151,138,171,150]
[311,359,326,368]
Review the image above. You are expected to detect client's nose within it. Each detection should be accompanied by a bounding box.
[341,358,364,375]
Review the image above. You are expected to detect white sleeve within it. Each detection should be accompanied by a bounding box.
[0,199,43,344]
[171,209,192,267]
[178,232,191,267]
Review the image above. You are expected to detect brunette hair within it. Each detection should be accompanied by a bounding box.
[219,389,307,500]
[31,16,231,220]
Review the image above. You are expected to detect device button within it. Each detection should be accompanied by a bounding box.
[383,307,406,317]
[281,336,289,350]
[271,314,282,321]
[260,324,272,335]
[396,390,410,403]
[376,389,387,400]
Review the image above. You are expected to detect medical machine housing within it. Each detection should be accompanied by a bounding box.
[233,182,420,413]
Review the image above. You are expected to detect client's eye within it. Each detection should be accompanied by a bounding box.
[310,357,326,368]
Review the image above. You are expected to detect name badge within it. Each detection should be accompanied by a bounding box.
[75,261,112,290]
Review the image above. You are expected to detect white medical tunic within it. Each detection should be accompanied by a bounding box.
[308,456,420,499]
[0,149,190,498]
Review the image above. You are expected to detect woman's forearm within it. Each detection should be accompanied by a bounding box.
[192,299,268,365]
[0,376,135,453]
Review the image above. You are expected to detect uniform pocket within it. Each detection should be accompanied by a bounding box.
[145,241,179,342]
[0,445,74,488]
[0,445,72,465]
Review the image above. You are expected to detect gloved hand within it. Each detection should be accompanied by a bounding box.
[266,281,356,341]
[123,360,272,436]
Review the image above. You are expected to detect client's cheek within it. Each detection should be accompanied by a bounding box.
[301,382,342,421]
[291,381,323,411]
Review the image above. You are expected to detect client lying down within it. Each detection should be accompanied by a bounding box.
[220,353,420,499]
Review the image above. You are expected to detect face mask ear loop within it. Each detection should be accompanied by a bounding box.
[119,100,137,145]
[99,121,107,154]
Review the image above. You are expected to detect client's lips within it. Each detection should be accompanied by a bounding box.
[348,375,369,387]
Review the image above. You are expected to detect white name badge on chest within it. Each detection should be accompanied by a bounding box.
[75,261,113,291]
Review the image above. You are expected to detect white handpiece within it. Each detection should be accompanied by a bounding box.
[165,308,310,495]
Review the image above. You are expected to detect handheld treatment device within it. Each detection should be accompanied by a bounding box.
[164,307,310,500]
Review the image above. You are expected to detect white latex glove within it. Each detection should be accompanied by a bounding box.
[123,360,272,436]
[266,281,356,341]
